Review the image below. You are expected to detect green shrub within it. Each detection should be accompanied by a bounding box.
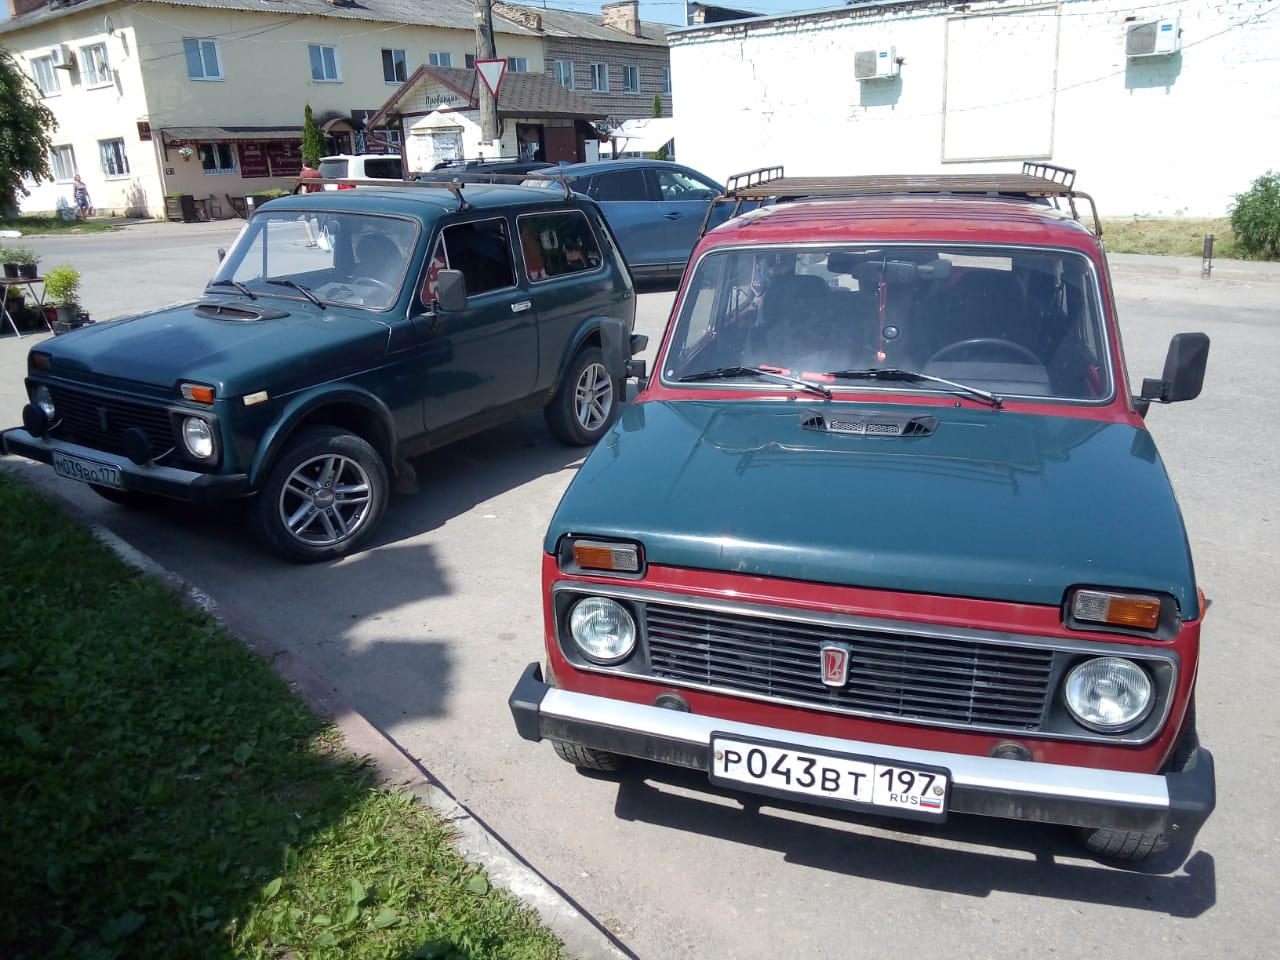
[43,263,80,305]
[1229,170,1280,259]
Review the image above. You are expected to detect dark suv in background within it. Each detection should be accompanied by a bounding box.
[4,181,643,562]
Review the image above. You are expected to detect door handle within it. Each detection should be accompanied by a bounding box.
[664,212,681,220]
[511,300,532,313]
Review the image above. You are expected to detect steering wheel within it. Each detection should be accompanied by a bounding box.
[927,338,1041,366]
[350,276,392,293]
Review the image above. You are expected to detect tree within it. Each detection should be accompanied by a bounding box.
[0,45,57,219]
[649,93,669,161]
[301,104,324,168]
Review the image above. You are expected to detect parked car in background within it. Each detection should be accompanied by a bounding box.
[420,157,556,183]
[511,163,1215,863]
[318,154,404,188]
[4,183,644,562]
[527,159,730,280]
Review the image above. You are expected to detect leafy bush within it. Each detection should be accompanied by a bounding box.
[1229,171,1280,259]
[0,246,38,265]
[43,263,80,305]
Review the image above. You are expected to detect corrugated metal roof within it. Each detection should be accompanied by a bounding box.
[513,5,672,46]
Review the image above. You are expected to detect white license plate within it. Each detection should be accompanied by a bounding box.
[710,734,949,819]
[52,451,124,489]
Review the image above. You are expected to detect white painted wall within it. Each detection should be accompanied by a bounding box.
[670,0,1280,216]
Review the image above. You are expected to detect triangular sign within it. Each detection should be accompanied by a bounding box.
[475,59,507,99]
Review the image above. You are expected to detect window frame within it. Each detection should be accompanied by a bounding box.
[79,42,112,88]
[435,216,518,298]
[98,138,130,179]
[50,145,77,182]
[428,51,453,68]
[308,44,342,83]
[661,68,672,94]
[553,60,575,90]
[622,65,640,93]
[507,57,528,73]
[590,62,609,93]
[31,55,60,96]
[183,38,223,81]
[382,48,408,83]
[517,210,605,284]
[199,142,238,176]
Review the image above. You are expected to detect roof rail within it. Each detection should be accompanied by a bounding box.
[701,162,1100,236]
[289,175,576,211]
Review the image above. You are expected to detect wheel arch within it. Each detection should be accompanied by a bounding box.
[549,315,630,400]
[249,388,397,489]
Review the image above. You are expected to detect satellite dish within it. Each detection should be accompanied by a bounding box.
[104,15,114,35]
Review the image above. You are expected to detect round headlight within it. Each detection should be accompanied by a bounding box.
[181,417,215,459]
[33,385,55,419]
[1064,657,1154,732]
[568,597,637,664]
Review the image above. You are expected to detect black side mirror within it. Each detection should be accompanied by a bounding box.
[1135,332,1209,416]
[433,269,468,312]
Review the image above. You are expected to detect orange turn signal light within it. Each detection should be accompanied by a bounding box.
[180,383,216,404]
[572,541,641,574]
[1071,589,1161,631]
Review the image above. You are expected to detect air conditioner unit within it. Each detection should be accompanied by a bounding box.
[49,44,76,70]
[854,47,899,81]
[1126,18,1180,58]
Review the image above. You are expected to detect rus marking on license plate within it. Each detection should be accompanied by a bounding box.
[710,734,950,820]
[52,451,124,490]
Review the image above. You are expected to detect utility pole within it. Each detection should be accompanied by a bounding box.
[473,0,499,143]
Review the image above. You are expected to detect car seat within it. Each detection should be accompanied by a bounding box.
[354,233,402,286]
[748,273,833,370]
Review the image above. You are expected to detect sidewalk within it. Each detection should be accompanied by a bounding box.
[1107,251,1280,283]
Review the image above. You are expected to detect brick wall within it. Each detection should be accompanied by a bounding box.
[544,37,670,119]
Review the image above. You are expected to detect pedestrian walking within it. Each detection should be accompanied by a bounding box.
[73,175,93,219]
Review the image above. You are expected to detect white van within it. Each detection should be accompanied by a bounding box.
[317,154,403,189]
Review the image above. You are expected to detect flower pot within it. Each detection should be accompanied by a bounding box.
[18,264,38,280]
[2,263,18,279]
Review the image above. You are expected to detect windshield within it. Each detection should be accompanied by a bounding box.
[208,210,419,311]
[663,244,1114,402]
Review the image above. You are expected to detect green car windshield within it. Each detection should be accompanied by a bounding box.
[210,210,420,312]
[664,244,1115,403]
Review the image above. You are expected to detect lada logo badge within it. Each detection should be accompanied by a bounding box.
[820,643,851,687]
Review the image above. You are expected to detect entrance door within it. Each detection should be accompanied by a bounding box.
[543,126,577,163]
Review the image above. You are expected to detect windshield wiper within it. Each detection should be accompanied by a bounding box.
[676,365,832,399]
[208,278,256,299]
[824,367,1002,408]
[265,278,324,307]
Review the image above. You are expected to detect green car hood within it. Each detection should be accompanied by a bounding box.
[41,298,391,397]
[549,399,1198,614]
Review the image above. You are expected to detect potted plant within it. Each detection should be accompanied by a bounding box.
[43,263,82,331]
[2,246,39,279]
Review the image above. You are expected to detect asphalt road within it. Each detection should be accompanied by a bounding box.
[3,221,1278,958]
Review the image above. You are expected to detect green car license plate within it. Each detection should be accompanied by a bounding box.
[52,451,124,489]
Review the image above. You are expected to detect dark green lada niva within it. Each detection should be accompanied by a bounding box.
[4,182,642,561]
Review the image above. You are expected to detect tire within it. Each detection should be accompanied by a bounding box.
[89,484,155,509]
[544,346,619,446]
[1081,828,1170,861]
[251,427,388,563]
[551,739,624,772]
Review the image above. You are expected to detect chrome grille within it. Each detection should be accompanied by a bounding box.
[48,385,174,457]
[645,602,1054,731]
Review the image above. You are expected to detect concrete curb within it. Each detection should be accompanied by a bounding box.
[18,470,632,960]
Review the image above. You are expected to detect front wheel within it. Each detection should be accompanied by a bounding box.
[1079,828,1170,861]
[251,427,388,563]
[551,739,624,772]
[544,346,619,446]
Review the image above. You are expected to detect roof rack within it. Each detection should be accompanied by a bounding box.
[703,162,1100,236]
[290,175,576,212]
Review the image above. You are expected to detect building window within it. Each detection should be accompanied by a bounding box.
[80,42,111,87]
[553,60,574,89]
[98,138,129,178]
[183,38,223,80]
[465,54,475,69]
[622,65,639,93]
[50,145,76,181]
[428,51,452,68]
[661,68,671,94]
[507,57,527,73]
[31,55,60,96]
[383,129,403,148]
[199,143,237,175]
[308,45,341,82]
[590,63,609,92]
[382,48,407,83]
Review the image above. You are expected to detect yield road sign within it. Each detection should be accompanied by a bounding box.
[475,59,507,99]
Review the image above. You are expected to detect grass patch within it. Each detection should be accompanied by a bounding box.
[0,469,563,960]
[1,215,118,236]
[1101,216,1249,259]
